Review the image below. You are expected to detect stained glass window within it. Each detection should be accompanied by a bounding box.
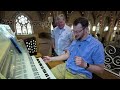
[15,14,33,35]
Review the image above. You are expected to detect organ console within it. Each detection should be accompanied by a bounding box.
[0,24,56,79]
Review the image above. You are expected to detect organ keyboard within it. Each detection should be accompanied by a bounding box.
[0,40,56,79]
[31,56,56,79]
[0,24,56,79]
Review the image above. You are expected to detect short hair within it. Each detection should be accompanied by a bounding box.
[56,14,66,21]
[73,17,88,28]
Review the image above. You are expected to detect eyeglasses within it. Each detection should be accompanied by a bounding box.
[73,29,83,34]
[73,27,85,33]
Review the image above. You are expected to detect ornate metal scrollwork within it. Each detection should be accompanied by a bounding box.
[104,45,120,76]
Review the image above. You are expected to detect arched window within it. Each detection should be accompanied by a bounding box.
[15,13,33,35]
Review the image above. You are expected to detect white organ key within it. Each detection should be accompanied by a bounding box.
[31,56,47,79]
[37,57,56,79]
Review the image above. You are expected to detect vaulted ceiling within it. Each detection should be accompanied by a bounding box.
[37,11,120,27]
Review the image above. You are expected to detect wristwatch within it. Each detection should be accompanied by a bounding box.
[85,63,89,69]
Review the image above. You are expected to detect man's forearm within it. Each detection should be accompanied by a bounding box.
[86,64,104,74]
[50,51,69,61]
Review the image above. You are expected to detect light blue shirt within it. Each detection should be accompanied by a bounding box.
[52,25,73,55]
[66,34,105,79]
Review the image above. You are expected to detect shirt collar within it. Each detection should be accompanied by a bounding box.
[83,34,91,42]
[76,34,91,43]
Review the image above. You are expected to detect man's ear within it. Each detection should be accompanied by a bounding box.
[84,27,89,33]
[85,27,88,30]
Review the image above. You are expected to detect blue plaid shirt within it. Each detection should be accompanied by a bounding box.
[66,34,105,79]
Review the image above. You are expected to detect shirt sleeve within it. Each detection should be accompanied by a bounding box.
[92,43,105,64]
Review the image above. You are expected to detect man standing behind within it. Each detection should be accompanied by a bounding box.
[51,14,73,56]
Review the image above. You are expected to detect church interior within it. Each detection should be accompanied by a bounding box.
[0,11,120,79]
